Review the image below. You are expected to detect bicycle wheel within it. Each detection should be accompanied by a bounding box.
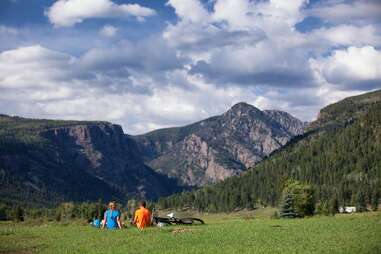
[179,218,205,225]
[153,217,173,225]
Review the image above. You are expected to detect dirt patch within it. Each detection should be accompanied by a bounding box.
[171,228,194,234]
[242,215,255,220]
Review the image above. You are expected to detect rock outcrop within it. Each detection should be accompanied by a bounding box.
[133,102,307,186]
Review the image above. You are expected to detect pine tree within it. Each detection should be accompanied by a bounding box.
[371,190,379,211]
[355,190,367,212]
[14,205,24,222]
[329,194,339,215]
[279,193,297,218]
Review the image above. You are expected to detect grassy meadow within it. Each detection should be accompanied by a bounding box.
[0,210,380,254]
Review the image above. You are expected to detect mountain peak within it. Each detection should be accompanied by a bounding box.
[231,102,256,109]
[228,102,262,115]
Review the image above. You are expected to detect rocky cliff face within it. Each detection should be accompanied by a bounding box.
[133,102,306,186]
[0,117,180,205]
[263,110,307,136]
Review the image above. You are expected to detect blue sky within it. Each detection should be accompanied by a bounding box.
[0,0,380,134]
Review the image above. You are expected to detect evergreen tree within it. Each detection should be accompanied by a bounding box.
[355,190,367,212]
[329,195,339,215]
[371,190,379,211]
[279,193,297,218]
[282,179,315,217]
[14,205,24,222]
[0,203,9,221]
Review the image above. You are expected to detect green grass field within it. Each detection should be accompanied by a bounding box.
[1,211,380,254]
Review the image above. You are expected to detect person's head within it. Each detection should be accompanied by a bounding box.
[140,200,146,208]
[109,201,117,210]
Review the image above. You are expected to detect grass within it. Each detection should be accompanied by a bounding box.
[0,210,380,254]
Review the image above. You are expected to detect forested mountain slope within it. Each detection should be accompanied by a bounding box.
[158,90,381,212]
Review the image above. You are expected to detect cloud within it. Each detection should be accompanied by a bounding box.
[166,0,210,24]
[1,0,381,135]
[189,41,315,87]
[164,20,265,51]
[311,25,381,47]
[0,45,77,89]
[0,45,258,134]
[99,25,118,37]
[311,46,381,90]
[308,1,381,24]
[0,44,162,97]
[80,38,182,73]
[164,0,315,88]
[212,0,308,31]
[46,0,156,27]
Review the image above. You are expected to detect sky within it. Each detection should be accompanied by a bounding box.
[0,0,380,134]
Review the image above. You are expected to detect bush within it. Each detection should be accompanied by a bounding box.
[271,210,280,219]
[316,201,329,216]
[280,179,315,218]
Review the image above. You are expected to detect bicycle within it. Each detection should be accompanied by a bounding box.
[152,212,204,226]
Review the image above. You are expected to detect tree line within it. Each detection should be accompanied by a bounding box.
[0,199,150,222]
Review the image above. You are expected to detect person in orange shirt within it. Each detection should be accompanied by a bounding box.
[133,200,151,229]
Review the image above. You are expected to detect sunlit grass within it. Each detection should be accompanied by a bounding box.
[1,210,380,254]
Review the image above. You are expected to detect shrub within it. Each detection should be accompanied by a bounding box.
[280,179,315,218]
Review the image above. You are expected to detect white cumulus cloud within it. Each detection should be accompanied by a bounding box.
[311,46,381,90]
[46,0,156,27]
[166,0,210,24]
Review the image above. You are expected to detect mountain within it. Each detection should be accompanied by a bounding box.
[133,103,306,186]
[0,116,180,206]
[158,89,381,212]
[0,103,306,206]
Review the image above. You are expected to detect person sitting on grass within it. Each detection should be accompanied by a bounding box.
[90,218,101,228]
[133,200,151,230]
[102,201,122,230]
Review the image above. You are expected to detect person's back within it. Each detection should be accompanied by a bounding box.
[134,201,151,229]
[103,201,122,230]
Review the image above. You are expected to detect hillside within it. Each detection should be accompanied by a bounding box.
[158,89,381,212]
[309,89,381,130]
[0,116,180,206]
[133,103,306,186]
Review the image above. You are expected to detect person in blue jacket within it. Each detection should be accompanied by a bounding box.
[91,218,101,228]
[102,201,122,229]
